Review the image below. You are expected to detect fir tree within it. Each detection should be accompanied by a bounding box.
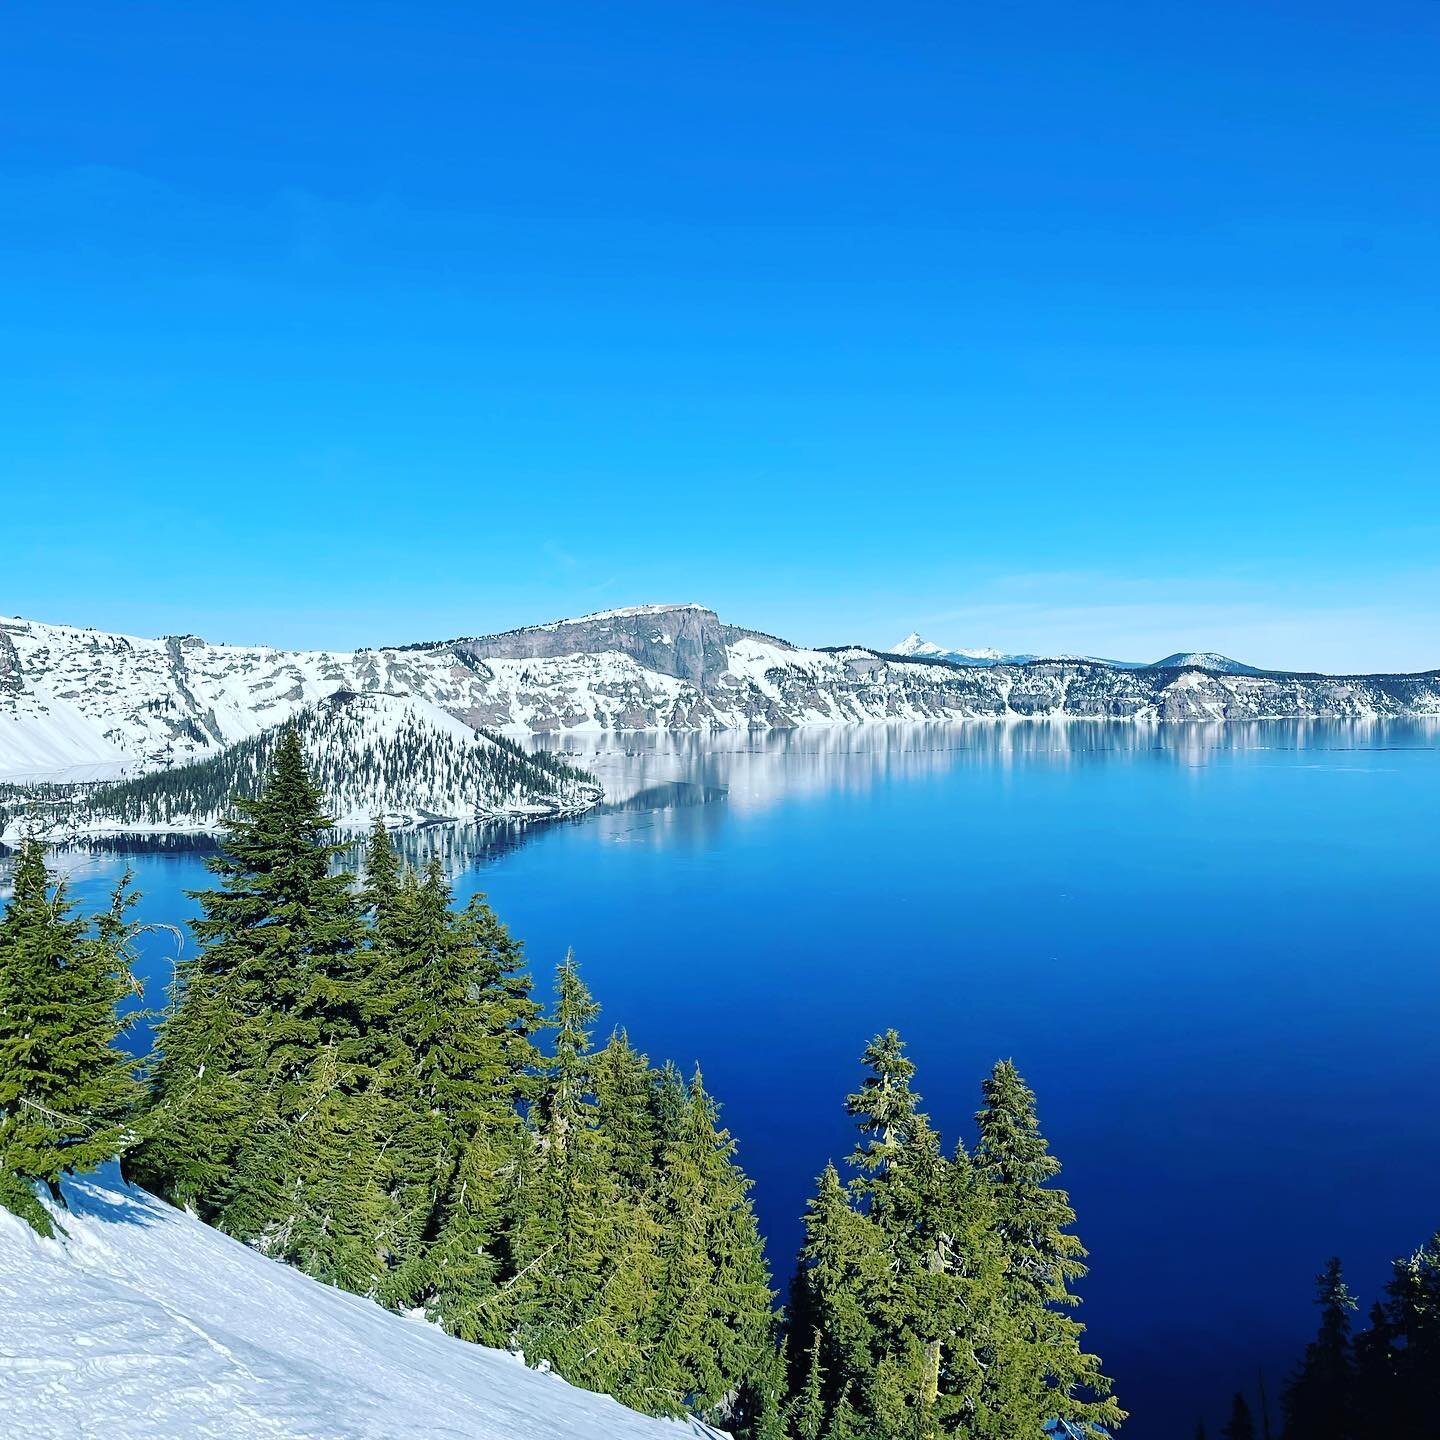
[0,841,143,1234]
[973,1058,1124,1433]
[793,1033,1016,1440]
[1374,1231,1440,1426]
[1222,1392,1256,1440]
[649,1067,776,1424]
[483,953,618,1365]
[592,1027,660,1199]
[359,815,402,943]
[791,1331,828,1440]
[136,725,367,1228]
[382,866,540,1311]
[1280,1258,1356,1439]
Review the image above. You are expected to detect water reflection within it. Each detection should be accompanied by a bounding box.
[535,716,1440,810]
[4,719,1435,890]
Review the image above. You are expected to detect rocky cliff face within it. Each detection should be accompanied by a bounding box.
[456,604,780,688]
[1,609,1436,779]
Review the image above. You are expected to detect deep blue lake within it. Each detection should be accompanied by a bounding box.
[33,720,1440,1435]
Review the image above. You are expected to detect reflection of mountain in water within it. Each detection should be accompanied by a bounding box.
[8,720,1434,888]
[363,780,730,874]
[535,717,1440,814]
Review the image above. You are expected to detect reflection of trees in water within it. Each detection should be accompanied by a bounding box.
[369,781,730,876]
[5,719,1433,888]
[534,717,1440,814]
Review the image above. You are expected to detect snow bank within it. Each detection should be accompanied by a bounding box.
[0,1165,725,1440]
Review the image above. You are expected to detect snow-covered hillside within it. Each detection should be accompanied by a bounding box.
[3,608,1438,784]
[0,1164,724,1440]
[1149,652,1262,675]
[0,692,602,844]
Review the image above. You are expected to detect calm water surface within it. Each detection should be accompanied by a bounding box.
[24,720,1440,1435]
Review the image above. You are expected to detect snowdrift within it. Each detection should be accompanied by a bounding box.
[0,1163,725,1440]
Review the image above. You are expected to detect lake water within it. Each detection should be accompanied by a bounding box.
[23,719,1440,1435]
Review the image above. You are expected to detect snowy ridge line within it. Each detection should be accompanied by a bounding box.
[0,691,603,844]
[0,1163,727,1440]
[2,607,1439,779]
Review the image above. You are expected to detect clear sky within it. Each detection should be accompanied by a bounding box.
[3,1,1437,670]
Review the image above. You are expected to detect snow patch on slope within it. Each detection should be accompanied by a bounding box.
[0,692,602,844]
[0,1164,723,1440]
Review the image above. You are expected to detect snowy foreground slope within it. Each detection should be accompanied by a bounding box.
[0,1164,724,1440]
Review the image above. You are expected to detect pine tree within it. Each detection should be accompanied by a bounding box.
[136,725,367,1229]
[1222,1392,1256,1440]
[791,1331,828,1440]
[477,952,615,1362]
[592,1027,660,1199]
[1375,1230,1440,1426]
[1350,1300,1398,1440]
[973,1058,1124,1433]
[359,815,402,944]
[387,868,542,1312]
[0,842,143,1235]
[1280,1258,1356,1439]
[648,1067,776,1424]
[794,1032,1011,1440]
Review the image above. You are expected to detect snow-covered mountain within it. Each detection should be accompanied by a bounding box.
[1149,651,1263,675]
[2,609,1437,789]
[891,632,1022,664]
[0,1164,724,1440]
[0,691,602,844]
[889,633,1263,673]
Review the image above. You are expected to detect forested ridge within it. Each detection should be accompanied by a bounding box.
[1,728,1143,1437]
[0,691,599,838]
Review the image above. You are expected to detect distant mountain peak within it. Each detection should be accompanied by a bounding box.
[1148,652,1264,675]
[891,633,1020,664]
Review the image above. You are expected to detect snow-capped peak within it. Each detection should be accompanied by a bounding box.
[893,631,940,656]
[1149,652,1263,675]
[891,633,1012,663]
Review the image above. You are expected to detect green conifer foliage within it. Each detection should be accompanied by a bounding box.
[973,1058,1125,1434]
[1280,1258,1357,1439]
[118,733,782,1433]
[1373,1231,1440,1427]
[0,840,143,1234]
[792,1040,1124,1439]
[137,726,367,1221]
[593,1028,660,1199]
[649,1067,776,1424]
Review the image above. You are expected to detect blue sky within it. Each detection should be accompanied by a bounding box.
[3,1,1437,670]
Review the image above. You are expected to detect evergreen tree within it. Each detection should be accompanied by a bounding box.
[382,866,540,1311]
[136,725,366,1229]
[973,1058,1124,1433]
[480,953,620,1368]
[797,1159,888,1427]
[592,1027,660,1199]
[649,1067,775,1423]
[1280,1258,1356,1439]
[793,1032,1021,1440]
[1350,1300,1398,1440]
[1222,1392,1256,1440]
[791,1331,828,1440]
[1375,1230,1440,1426]
[0,841,143,1234]
[358,815,402,943]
